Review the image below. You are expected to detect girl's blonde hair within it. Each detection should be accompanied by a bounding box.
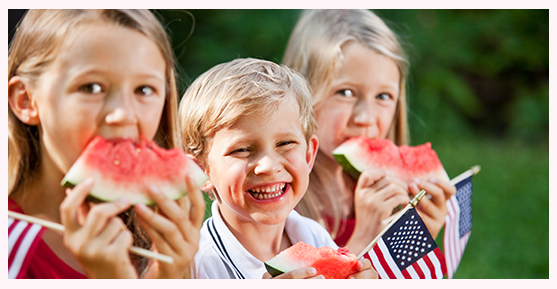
[282,9,410,238]
[180,57,316,171]
[8,9,180,276]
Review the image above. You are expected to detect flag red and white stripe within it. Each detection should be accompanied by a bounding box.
[444,175,473,279]
[366,207,447,279]
[368,239,446,279]
[8,217,46,279]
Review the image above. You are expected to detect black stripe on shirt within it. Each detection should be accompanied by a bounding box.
[208,218,245,279]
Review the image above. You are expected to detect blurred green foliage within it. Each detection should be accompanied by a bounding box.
[156,9,548,144]
[154,9,548,279]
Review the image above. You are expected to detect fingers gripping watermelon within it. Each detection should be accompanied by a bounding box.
[61,136,208,205]
[265,241,358,279]
[332,137,449,183]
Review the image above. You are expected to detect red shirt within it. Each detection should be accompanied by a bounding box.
[323,215,374,263]
[8,198,86,279]
[323,214,356,247]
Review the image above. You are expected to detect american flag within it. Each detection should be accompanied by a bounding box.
[444,175,473,279]
[368,207,447,279]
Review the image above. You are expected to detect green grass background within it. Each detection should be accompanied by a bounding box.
[433,137,549,278]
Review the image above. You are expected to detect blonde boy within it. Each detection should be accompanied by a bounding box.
[179,58,375,279]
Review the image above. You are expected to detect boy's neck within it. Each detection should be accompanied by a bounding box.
[218,205,292,262]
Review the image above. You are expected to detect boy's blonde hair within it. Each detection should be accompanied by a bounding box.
[179,58,316,170]
[282,9,410,238]
[8,9,180,276]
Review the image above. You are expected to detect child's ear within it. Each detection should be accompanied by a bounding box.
[8,76,40,125]
[200,179,222,203]
[200,179,215,192]
[305,134,319,170]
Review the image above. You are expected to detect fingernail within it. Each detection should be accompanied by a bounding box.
[150,185,160,194]
[118,198,130,206]
[429,178,438,184]
[413,178,421,184]
[83,178,94,187]
[135,203,146,212]
[309,268,317,275]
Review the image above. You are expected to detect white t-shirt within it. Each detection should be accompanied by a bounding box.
[193,201,338,279]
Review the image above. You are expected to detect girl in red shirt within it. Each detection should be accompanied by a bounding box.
[8,9,204,279]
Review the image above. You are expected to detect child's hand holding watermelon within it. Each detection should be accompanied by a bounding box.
[348,258,377,279]
[334,137,457,240]
[350,169,411,254]
[137,175,206,279]
[264,241,378,279]
[61,173,206,279]
[262,267,325,279]
[262,259,376,279]
[407,177,456,239]
[60,178,137,278]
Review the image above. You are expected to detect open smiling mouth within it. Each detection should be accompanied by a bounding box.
[247,183,288,200]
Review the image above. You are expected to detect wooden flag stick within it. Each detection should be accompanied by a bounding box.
[450,165,481,186]
[8,210,174,264]
[357,189,427,259]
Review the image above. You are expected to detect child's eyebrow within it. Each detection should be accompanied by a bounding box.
[274,131,303,140]
[66,67,165,83]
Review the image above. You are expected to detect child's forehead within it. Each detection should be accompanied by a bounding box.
[216,95,304,136]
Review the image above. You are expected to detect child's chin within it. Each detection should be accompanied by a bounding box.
[250,211,291,225]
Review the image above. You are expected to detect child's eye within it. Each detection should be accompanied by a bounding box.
[336,89,355,98]
[277,140,297,147]
[135,86,155,96]
[79,83,103,94]
[377,93,392,100]
[229,147,251,156]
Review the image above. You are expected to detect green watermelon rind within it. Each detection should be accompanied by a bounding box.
[264,263,285,277]
[264,242,358,279]
[59,139,208,205]
[333,153,362,180]
[61,180,108,204]
[60,178,186,206]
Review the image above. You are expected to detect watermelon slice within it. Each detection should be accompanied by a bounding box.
[332,136,449,183]
[61,136,208,205]
[264,241,358,279]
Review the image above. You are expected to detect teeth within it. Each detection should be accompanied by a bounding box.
[248,183,286,200]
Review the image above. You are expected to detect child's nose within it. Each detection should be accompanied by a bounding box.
[105,107,137,125]
[254,154,282,175]
[352,98,375,127]
[104,94,138,126]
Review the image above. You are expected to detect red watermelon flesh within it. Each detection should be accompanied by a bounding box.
[264,241,358,279]
[332,136,449,183]
[61,136,208,205]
